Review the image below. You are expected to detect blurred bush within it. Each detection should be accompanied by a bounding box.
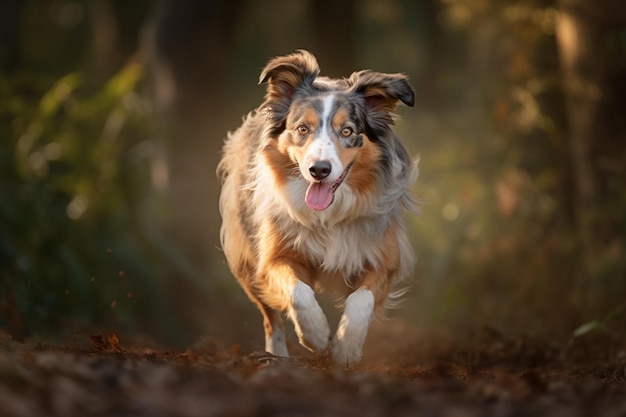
[0,59,172,340]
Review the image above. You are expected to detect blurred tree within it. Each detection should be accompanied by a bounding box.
[407,0,626,338]
[555,0,626,285]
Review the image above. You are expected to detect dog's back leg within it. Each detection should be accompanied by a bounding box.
[258,302,288,357]
[241,284,289,357]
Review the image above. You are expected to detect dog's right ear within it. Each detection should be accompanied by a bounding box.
[259,50,320,128]
[259,50,320,99]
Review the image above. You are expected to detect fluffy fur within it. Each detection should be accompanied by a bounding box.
[217,50,418,365]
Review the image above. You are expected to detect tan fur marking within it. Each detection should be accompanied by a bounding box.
[357,221,401,311]
[332,108,351,130]
[301,107,319,130]
[264,142,297,187]
[345,135,381,195]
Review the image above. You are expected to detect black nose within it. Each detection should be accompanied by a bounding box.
[309,160,332,179]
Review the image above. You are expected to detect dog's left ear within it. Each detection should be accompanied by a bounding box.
[349,71,415,113]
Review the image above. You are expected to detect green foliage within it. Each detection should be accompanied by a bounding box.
[573,305,625,339]
[0,61,162,339]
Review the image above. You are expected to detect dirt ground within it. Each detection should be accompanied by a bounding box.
[0,324,625,417]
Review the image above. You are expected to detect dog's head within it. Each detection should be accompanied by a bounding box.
[260,50,414,211]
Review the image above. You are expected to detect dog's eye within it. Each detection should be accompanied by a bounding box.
[340,127,353,137]
[296,125,308,135]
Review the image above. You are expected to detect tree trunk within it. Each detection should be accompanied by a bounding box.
[555,1,599,276]
[555,0,625,281]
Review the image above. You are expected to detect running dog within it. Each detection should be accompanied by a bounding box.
[218,50,418,365]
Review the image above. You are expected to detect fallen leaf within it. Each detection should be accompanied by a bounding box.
[107,332,123,352]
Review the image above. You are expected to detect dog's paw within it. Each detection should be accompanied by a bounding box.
[329,288,374,366]
[330,337,363,366]
[289,282,330,352]
[294,306,330,352]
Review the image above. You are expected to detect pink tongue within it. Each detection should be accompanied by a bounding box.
[305,182,334,210]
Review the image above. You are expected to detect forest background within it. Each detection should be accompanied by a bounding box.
[1,0,625,351]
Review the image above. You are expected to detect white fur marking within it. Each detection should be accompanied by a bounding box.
[289,281,330,352]
[331,288,374,365]
[321,94,335,125]
[302,94,343,183]
[265,323,288,357]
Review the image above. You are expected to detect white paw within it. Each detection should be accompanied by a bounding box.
[289,281,330,352]
[330,288,374,366]
[265,324,289,357]
[330,337,363,366]
[294,304,330,352]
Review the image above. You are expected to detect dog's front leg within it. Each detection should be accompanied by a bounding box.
[260,262,330,353]
[331,288,375,365]
[289,280,331,352]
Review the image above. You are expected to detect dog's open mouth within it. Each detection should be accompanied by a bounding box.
[305,163,352,211]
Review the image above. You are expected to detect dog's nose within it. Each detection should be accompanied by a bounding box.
[309,160,332,179]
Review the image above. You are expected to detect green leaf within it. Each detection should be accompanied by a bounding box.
[39,72,83,117]
[572,320,603,338]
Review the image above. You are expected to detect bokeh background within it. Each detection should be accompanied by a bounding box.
[1,0,625,349]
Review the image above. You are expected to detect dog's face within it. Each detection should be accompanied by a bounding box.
[279,94,366,210]
[260,50,414,211]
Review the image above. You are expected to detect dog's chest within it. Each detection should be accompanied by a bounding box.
[289,220,385,277]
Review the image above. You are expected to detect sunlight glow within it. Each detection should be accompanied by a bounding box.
[442,203,460,222]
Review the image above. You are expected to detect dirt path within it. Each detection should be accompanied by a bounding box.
[0,332,624,417]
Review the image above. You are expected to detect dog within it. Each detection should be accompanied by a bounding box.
[217,50,418,365]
